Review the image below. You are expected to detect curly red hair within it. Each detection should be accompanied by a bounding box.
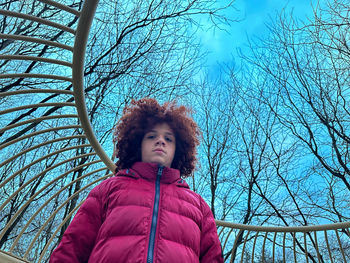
[113,98,200,177]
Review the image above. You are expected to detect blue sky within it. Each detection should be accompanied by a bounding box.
[198,0,325,74]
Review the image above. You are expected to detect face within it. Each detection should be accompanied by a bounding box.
[141,123,176,168]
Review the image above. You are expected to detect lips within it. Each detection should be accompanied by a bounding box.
[153,148,165,154]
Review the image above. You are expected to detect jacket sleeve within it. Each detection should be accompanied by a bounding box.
[199,198,223,263]
[49,181,107,263]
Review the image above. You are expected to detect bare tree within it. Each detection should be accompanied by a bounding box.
[0,0,234,261]
[240,0,350,225]
[191,69,298,261]
[191,75,238,220]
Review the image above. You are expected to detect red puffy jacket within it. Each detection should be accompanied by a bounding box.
[50,162,223,263]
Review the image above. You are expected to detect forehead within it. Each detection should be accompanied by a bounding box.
[147,123,174,135]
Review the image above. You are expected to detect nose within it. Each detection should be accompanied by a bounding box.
[156,136,165,146]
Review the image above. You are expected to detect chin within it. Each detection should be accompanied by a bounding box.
[149,160,165,166]
[155,161,169,167]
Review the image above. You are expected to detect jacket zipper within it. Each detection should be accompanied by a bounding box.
[147,165,163,263]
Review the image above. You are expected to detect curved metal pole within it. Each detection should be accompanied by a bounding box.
[72,0,116,172]
[216,219,350,232]
[0,251,28,263]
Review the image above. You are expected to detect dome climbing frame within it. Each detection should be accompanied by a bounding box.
[0,0,349,262]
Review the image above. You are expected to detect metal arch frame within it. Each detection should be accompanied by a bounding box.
[0,0,350,262]
[216,220,350,263]
[216,220,350,233]
[0,1,110,262]
[71,2,350,262]
[72,0,116,173]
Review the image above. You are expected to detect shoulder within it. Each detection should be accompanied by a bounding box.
[81,176,134,213]
[87,176,131,200]
[174,186,211,215]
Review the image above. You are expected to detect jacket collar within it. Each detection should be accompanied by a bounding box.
[116,162,189,188]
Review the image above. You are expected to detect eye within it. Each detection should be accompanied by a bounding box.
[147,135,155,139]
[165,137,173,142]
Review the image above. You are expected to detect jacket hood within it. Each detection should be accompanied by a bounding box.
[116,162,190,188]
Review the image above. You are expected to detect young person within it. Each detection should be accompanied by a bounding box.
[50,98,223,262]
